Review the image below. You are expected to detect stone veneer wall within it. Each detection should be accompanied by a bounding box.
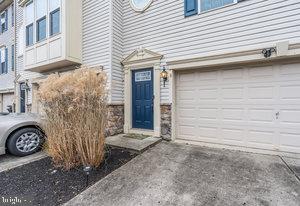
[106,104,124,136]
[161,104,172,140]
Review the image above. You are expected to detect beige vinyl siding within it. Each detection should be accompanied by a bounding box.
[0,3,15,92]
[111,0,124,103]
[122,0,300,103]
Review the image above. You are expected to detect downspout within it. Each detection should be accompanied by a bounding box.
[13,0,17,112]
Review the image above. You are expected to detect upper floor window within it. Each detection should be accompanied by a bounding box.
[50,0,60,36]
[185,0,238,17]
[26,23,33,46]
[50,8,60,36]
[0,10,8,33]
[25,1,34,46]
[24,0,61,46]
[11,4,14,27]
[0,47,8,74]
[37,16,46,42]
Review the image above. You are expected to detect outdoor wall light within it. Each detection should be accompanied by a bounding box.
[262,47,276,58]
[160,67,168,87]
[21,82,31,91]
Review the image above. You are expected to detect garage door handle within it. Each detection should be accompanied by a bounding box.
[276,112,280,119]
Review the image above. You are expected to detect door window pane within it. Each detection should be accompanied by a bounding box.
[50,9,60,36]
[37,16,46,41]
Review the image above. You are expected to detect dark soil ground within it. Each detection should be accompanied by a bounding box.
[0,147,137,206]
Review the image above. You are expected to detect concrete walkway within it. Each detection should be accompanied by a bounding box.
[0,152,46,173]
[66,142,300,206]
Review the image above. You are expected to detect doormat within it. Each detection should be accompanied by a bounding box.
[123,133,150,140]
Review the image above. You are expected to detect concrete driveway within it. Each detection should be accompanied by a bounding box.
[66,142,300,206]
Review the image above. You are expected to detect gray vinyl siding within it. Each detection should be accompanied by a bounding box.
[122,0,300,103]
[82,0,112,102]
[0,3,14,92]
[111,0,124,104]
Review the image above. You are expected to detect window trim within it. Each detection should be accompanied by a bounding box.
[26,23,34,47]
[50,8,60,37]
[36,16,46,42]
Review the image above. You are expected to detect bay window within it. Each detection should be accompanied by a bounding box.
[24,0,61,45]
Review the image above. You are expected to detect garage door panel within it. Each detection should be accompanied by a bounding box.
[222,108,244,121]
[279,63,300,79]
[279,85,300,104]
[248,86,275,100]
[248,130,275,145]
[178,125,196,137]
[222,128,244,143]
[198,88,218,100]
[279,132,300,153]
[248,109,275,123]
[248,66,274,79]
[279,109,300,130]
[198,108,218,120]
[221,87,244,100]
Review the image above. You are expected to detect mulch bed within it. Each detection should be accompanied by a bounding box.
[0,147,137,206]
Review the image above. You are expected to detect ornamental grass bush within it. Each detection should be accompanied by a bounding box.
[39,66,108,170]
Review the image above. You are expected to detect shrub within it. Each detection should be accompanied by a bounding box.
[39,66,108,170]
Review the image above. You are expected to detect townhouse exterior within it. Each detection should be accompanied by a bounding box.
[3,0,300,157]
[0,0,15,113]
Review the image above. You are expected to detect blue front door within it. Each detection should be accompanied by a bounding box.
[132,68,154,130]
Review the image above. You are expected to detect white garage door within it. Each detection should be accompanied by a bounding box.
[176,63,300,154]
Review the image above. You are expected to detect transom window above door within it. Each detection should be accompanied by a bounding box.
[185,0,240,17]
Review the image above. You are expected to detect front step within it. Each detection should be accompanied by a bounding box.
[105,134,162,153]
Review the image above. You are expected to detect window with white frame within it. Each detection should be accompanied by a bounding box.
[0,47,7,74]
[185,0,238,17]
[25,1,34,46]
[24,0,61,46]
[0,10,7,33]
[11,4,14,27]
[50,0,60,36]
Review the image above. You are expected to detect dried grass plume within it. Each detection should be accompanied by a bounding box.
[39,66,108,170]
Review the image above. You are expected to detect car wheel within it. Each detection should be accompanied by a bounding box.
[7,127,44,157]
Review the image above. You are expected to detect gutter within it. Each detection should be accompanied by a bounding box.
[13,0,17,112]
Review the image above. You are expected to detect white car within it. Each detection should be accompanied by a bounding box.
[0,113,44,156]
